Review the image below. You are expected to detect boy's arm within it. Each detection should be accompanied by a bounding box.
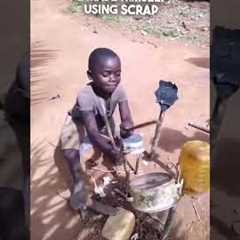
[80,111,121,163]
[119,101,134,138]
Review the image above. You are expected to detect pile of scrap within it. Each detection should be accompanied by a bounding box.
[76,177,175,240]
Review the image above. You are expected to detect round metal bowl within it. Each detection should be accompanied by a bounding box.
[129,172,181,213]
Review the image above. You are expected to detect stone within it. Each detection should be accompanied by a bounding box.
[140,30,147,36]
[102,208,135,240]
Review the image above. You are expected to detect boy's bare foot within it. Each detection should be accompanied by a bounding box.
[69,181,88,211]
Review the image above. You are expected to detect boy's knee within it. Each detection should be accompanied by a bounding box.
[63,149,79,161]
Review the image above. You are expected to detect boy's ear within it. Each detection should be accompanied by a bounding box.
[87,70,93,81]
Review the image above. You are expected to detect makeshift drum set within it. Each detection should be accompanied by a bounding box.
[105,80,183,239]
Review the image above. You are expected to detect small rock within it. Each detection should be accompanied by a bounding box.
[49,94,60,101]
[147,41,158,48]
[140,30,147,36]
[93,29,98,34]
[162,31,170,37]
[92,214,103,221]
[57,188,70,200]
[102,208,135,240]
[200,26,208,32]
[182,21,190,31]
[143,160,149,166]
[133,16,142,21]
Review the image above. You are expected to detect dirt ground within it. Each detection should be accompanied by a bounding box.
[31,0,209,239]
[71,0,210,46]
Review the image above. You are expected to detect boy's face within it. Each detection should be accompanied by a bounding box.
[89,56,121,94]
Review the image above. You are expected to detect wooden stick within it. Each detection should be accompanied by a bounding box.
[188,122,210,134]
[122,120,157,131]
[91,167,125,174]
[192,200,201,221]
[100,99,116,147]
[114,188,127,199]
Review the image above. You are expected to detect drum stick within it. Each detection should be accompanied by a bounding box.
[122,120,157,131]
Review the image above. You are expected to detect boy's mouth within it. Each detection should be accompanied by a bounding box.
[105,83,118,89]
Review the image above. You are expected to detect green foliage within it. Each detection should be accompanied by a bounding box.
[69,0,86,13]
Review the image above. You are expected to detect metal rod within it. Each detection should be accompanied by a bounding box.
[149,110,165,158]
[134,154,141,175]
[126,160,135,172]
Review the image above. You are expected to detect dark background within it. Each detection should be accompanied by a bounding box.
[0,1,30,239]
[211,0,240,239]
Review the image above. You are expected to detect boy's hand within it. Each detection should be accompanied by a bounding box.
[120,123,133,139]
[108,145,123,165]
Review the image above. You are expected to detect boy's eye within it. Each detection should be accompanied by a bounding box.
[102,72,110,77]
[115,71,121,77]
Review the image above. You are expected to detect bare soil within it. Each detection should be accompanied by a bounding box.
[70,0,210,47]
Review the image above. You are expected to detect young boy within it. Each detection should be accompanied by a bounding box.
[60,48,134,210]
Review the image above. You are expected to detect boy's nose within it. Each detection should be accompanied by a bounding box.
[109,74,116,82]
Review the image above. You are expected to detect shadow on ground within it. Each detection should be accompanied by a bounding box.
[168,220,186,240]
[185,57,209,69]
[157,127,209,153]
[31,138,81,240]
[53,144,72,190]
[31,41,58,105]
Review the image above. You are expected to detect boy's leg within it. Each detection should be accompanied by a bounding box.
[63,149,81,183]
[60,115,89,210]
[63,149,89,210]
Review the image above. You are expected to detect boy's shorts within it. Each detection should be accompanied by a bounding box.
[60,114,81,151]
[60,114,100,160]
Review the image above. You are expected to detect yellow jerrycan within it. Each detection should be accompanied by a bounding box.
[179,140,210,194]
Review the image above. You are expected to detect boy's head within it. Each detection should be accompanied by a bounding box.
[87,48,121,94]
